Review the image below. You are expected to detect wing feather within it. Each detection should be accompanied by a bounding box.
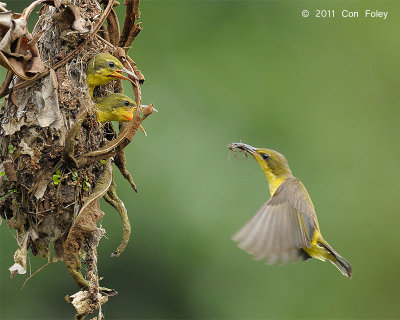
[232,177,319,264]
[237,206,268,252]
[252,206,275,259]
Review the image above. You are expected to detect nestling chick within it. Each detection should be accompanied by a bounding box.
[86,53,138,97]
[95,93,156,135]
[95,93,137,123]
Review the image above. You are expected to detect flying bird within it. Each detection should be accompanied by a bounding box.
[229,142,352,278]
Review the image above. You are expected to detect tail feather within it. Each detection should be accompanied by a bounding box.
[331,255,352,278]
[320,242,352,278]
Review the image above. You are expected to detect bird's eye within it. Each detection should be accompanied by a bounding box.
[261,153,270,160]
[124,100,130,107]
[108,61,115,68]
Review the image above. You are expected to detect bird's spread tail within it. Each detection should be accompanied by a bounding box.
[320,241,352,278]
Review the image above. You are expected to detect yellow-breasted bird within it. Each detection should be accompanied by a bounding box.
[95,93,155,135]
[228,142,352,278]
[86,53,139,97]
[95,93,136,123]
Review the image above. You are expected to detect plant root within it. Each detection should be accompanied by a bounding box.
[103,177,131,258]
[63,159,112,291]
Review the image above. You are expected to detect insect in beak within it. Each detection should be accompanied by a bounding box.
[229,142,257,155]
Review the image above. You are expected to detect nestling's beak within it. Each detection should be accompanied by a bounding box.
[111,68,139,81]
[228,142,257,155]
[122,107,148,136]
[140,104,158,112]
[122,111,134,121]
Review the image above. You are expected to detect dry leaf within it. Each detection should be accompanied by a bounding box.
[53,5,89,33]
[0,12,12,28]
[69,6,89,33]
[0,52,31,79]
[9,232,29,278]
[72,16,89,33]
[34,70,63,129]
[19,140,34,157]
[0,10,46,79]
[0,16,27,53]
[34,176,49,200]
[8,262,26,278]
[2,116,26,135]
[66,291,108,319]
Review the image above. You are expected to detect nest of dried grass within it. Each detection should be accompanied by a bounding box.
[0,0,154,318]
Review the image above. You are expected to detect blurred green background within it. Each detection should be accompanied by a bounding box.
[1,0,400,319]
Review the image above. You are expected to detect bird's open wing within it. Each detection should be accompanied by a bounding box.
[232,177,319,265]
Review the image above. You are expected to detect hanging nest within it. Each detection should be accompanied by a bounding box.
[0,0,154,318]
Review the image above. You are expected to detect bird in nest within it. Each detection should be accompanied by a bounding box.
[95,93,156,135]
[86,52,138,98]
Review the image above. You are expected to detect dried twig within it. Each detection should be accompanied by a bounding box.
[0,69,13,97]
[106,8,120,46]
[114,149,137,192]
[119,0,142,52]
[63,160,114,292]
[103,178,131,257]
[21,257,51,290]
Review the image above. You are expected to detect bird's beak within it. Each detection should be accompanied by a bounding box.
[140,104,158,112]
[122,112,134,121]
[122,108,147,136]
[111,68,139,81]
[228,142,258,156]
